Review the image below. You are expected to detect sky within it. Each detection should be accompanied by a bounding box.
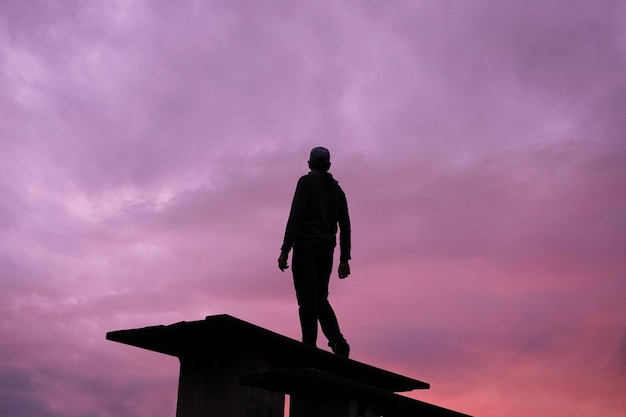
[1,0,625,416]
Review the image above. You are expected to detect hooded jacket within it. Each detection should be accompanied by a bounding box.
[281,170,351,262]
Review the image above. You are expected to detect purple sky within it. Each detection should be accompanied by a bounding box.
[2,1,625,416]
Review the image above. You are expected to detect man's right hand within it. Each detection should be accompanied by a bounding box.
[338,261,350,279]
[278,251,289,271]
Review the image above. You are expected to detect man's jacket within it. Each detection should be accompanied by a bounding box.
[281,170,351,261]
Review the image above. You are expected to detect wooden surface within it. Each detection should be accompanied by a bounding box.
[241,368,472,417]
[106,314,430,392]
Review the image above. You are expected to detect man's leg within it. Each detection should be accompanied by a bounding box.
[292,246,318,346]
[314,244,346,351]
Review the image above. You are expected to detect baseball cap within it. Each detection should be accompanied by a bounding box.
[309,147,330,164]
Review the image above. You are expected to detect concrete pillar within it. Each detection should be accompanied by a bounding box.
[290,394,378,417]
[175,354,284,417]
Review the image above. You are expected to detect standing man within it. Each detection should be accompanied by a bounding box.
[278,147,352,357]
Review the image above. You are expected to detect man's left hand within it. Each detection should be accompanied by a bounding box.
[278,251,289,271]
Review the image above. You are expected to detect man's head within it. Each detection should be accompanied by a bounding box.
[308,146,331,171]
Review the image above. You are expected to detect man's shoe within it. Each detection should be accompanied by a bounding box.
[332,339,350,358]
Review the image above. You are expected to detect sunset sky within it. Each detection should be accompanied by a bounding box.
[1,1,625,416]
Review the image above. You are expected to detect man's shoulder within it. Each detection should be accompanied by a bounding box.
[294,174,312,191]
[299,172,321,184]
[308,170,341,186]
[297,174,311,184]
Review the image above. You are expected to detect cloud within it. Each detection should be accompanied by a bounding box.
[1,1,625,417]
[0,367,55,417]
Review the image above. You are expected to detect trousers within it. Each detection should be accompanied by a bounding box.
[292,242,343,347]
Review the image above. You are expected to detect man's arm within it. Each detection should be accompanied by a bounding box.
[337,187,351,278]
[278,176,308,271]
[337,187,351,262]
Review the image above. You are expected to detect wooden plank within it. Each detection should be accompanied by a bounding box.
[106,314,429,392]
[241,368,472,417]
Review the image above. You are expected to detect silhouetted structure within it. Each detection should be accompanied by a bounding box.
[107,314,472,417]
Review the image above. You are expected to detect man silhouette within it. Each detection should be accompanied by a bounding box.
[278,147,351,357]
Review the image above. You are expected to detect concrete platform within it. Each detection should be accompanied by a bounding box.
[106,314,429,392]
[242,368,472,417]
[106,314,470,417]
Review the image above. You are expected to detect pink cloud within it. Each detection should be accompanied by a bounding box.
[1,1,625,417]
